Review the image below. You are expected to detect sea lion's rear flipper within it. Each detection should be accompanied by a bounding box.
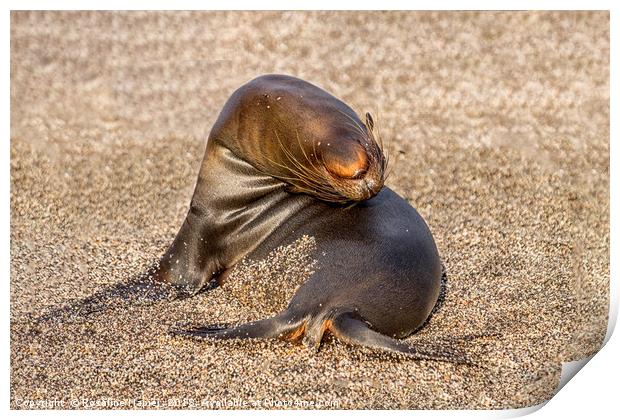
[170,312,306,341]
[329,313,475,365]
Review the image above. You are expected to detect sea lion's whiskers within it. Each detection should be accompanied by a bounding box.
[273,131,346,202]
[315,152,358,203]
[264,155,342,201]
[373,112,391,183]
[266,148,311,182]
[335,108,369,139]
[291,134,334,190]
[292,131,346,201]
[295,130,328,183]
[304,136,346,200]
[257,156,310,183]
[275,132,325,185]
[297,131,350,201]
[274,131,321,183]
[263,151,331,197]
[283,155,341,201]
[340,121,375,151]
[337,110,387,178]
[290,139,347,202]
[340,119,368,139]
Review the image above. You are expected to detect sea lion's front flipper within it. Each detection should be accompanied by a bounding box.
[170,311,306,341]
[152,204,222,298]
[329,313,475,366]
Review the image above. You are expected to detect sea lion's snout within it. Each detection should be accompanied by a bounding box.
[315,111,386,202]
[312,132,385,202]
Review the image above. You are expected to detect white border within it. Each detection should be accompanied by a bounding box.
[4,1,617,419]
[1,0,617,11]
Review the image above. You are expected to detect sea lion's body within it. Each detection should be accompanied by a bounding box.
[156,75,462,362]
[245,187,441,342]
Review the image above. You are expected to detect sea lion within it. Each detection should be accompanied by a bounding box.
[156,74,465,363]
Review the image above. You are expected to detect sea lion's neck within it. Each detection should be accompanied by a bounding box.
[157,142,312,295]
[195,144,313,259]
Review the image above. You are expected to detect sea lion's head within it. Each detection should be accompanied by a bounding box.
[212,75,388,204]
[265,110,387,204]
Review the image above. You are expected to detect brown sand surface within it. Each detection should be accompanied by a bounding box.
[10,11,609,409]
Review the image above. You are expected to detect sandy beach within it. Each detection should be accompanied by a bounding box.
[10,11,609,409]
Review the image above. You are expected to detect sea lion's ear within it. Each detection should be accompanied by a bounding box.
[365,112,374,132]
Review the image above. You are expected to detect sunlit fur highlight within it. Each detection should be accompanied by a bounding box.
[258,111,388,204]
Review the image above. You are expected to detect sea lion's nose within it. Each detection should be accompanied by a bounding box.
[322,142,368,179]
